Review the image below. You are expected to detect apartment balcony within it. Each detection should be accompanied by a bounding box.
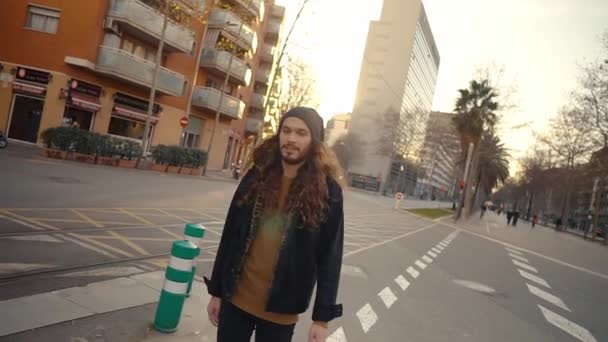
[250,93,265,109]
[200,49,252,86]
[255,68,271,84]
[106,0,196,53]
[271,5,285,19]
[95,46,186,96]
[231,0,264,19]
[246,118,263,134]
[208,9,258,52]
[259,44,275,63]
[266,19,281,40]
[191,86,245,120]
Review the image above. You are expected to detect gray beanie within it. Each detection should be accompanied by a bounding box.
[278,107,325,142]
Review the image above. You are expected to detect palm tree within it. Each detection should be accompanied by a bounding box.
[473,132,510,203]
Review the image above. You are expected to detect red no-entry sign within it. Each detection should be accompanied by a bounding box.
[395,192,404,201]
[180,116,188,128]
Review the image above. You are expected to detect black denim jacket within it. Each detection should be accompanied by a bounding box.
[204,170,344,322]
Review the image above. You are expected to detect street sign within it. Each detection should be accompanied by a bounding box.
[180,116,188,128]
[395,192,404,201]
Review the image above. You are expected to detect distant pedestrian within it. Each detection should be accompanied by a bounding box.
[555,217,563,231]
[532,214,538,228]
[507,211,513,225]
[512,211,520,226]
[480,204,487,218]
[205,107,344,342]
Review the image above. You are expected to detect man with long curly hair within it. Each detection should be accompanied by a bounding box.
[204,107,345,342]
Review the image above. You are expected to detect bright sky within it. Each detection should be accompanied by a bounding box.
[274,0,608,171]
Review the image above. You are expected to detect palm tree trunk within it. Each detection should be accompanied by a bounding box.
[472,169,483,214]
[464,146,480,217]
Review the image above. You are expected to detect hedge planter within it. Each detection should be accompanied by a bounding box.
[167,165,181,174]
[118,159,137,168]
[43,148,67,160]
[180,166,194,175]
[191,167,203,176]
[97,156,119,167]
[72,152,96,164]
[151,163,168,172]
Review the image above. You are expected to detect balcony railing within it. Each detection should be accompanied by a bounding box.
[200,49,252,86]
[266,19,280,37]
[256,68,271,84]
[191,86,245,120]
[250,93,265,109]
[246,118,263,134]
[271,5,285,18]
[208,9,258,52]
[260,44,275,63]
[96,46,186,96]
[233,0,263,19]
[107,0,195,53]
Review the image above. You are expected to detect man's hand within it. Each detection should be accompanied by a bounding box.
[308,322,327,342]
[207,296,221,326]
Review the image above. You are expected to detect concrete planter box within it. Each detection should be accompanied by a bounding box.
[97,156,119,167]
[72,152,96,164]
[151,163,168,172]
[43,148,67,160]
[190,167,203,176]
[166,165,181,174]
[118,159,137,168]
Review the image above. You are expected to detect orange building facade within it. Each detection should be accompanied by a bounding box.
[0,0,284,170]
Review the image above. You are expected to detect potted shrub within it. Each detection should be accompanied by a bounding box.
[96,135,119,166]
[151,145,169,172]
[40,127,67,159]
[117,140,141,168]
[71,130,96,164]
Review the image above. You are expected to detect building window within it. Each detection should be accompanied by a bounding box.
[121,38,157,62]
[26,5,60,34]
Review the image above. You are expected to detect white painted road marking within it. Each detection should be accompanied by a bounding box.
[415,260,427,270]
[422,255,433,263]
[428,251,438,258]
[356,303,378,333]
[519,269,551,288]
[344,223,436,258]
[0,263,57,275]
[526,283,571,312]
[326,327,348,342]
[539,305,597,342]
[510,253,530,263]
[506,247,523,255]
[436,245,445,250]
[2,234,62,243]
[513,259,538,273]
[432,247,441,254]
[394,275,410,291]
[378,287,398,309]
[407,266,420,279]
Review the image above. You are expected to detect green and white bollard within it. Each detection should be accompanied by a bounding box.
[183,223,205,296]
[153,240,199,333]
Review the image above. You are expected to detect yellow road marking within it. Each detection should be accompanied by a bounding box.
[107,230,150,255]
[156,209,190,223]
[159,227,183,240]
[1,209,60,231]
[78,235,176,242]
[59,234,119,259]
[119,209,153,225]
[71,209,104,228]
[145,259,169,268]
[187,209,224,221]
[68,233,135,258]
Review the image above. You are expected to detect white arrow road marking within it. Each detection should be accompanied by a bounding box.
[428,251,438,258]
[406,266,420,278]
[506,247,523,255]
[356,303,378,333]
[378,286,398,309]
[510,253,530,263]
[539,305,597,342]
[326,327,348,342]
[527,284,571,312]
[519,269,551,288]
[415,260,427,269]
[394,275,410,291]
[422,255,433,263]
[513,260,538,273]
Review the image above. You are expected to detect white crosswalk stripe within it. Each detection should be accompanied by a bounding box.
[406,266,420,279]
[378,287,398,309]
[428,251,438,258]
[527,283,571,312]
[519,269,551,288]
[415,260,427,270]
[394,275,410,291]
[539,305,597,342]
[356,303,378,333]
[326,327,348,342]
[510,253,530,263]
[513,259,538,273]
[422,255,433,263]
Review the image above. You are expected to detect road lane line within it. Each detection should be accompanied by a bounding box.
[156,209,190,223]
[506,247,523,255]
[513,260,538,273]
[0,210,60,231]
[356,303,378,333]
[378,287,398,309]
[526,284,571,312]
[439,242,448,247]
[158,227,184,240]
[415,260,427,270]
[538,305,597,342]
[422,255,433,263]
[444,224,608,281]
[394,275,410,291]
[0,213,44,231]
[406,266,420,279]
[432,247,441,254]
[519,269,551,288]
[68,233,135,258]
[326,327,348,342]
[428,251,438,258]
[71,209,104,228]
[119,209,153,225]
[107,231,150,255]
[510,253,530,263]
[59,234,118,259]
[343,223,436,258]
[436,245,445,250]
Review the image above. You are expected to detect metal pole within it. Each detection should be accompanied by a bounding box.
[455,142,474,220]
[203,21,244,175]
[138,15,168,168]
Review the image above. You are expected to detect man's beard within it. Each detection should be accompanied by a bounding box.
[280,146,308,165]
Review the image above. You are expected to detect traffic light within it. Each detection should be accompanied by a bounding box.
[460,180,465,189]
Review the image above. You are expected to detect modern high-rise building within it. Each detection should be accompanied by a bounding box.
[325,113,350,147]
[0,0,284,170]
[348,0,440,194]
[415,111,461,200]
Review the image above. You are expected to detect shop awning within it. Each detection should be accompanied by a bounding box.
[12,82,46,96]
[69,92,102,112]
[113,105,159,123]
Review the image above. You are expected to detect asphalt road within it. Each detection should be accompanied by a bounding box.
[1,147,607,341]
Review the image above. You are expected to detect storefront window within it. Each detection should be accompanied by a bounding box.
[8,95,44,143]
[108,116,147,140]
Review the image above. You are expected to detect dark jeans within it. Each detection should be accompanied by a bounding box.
[217,301,296,342]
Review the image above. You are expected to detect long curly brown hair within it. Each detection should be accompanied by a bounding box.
[243,135,344,229]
